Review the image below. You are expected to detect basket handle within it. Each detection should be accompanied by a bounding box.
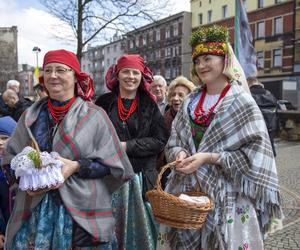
[31,138,40,152]
[156,161,202,192]
[156,161,176,192]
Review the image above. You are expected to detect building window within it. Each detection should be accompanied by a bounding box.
[142,35,147,46]
[166,47,172,58]
[258,0,263,8]
[160,49,164,58]
[275,0,282,3]
[198,13,203,25]
[148,53,153,61]
[106,46,110,53]
[156,68,161,75]
[166,27,170,39]
[156,30,161,41]
[256,21,265,38]
[174,67,181,78]
[155,50,160,59]
[106,58,110,66]
[208,10,212,23]
[274,17,283,35]
[148,32,152,43]
[222,5,228,18]
[257,51,264,68]
[199,1,202,7]
[113,44,117,52]
[174,46,179,56]
[273,49,282,67]
[165,67,171,79]
[209,0,212,3]
[173,25,178,36]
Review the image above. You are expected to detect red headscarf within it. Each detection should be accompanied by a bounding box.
[105,54,154,99]
[41,49,94,101]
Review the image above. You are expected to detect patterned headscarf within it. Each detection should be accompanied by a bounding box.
[105,54,155,99]
[190,25,250,93]
[41,49,94,100]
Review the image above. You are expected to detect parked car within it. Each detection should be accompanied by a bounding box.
[277,100,297,111]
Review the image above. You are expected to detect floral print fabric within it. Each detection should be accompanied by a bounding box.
[157,195,263,250]
[11,192,115,250]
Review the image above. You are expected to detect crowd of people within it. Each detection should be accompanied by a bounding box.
[0,25,282,250]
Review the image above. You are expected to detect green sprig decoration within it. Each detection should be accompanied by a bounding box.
[189,25,229,48]
[27,150,42,169]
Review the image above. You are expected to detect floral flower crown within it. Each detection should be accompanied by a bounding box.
[189,25,229,60]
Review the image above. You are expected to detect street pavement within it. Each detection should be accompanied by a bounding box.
[265,139,300,249]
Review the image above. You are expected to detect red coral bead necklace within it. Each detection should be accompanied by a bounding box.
[117,94,138,125]
[194,84,231,125]
[48,96,76,124]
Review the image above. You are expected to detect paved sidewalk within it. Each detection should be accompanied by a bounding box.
[264,140,300,249]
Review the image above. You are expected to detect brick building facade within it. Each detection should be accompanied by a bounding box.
[123,11,192,84]
[191,0,298,105]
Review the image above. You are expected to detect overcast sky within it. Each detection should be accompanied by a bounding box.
[0,0,190,67]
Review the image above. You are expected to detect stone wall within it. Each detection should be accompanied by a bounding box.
[0,26,18,93]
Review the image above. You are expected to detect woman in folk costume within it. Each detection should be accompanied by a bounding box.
[95,54,168,249]
[1,49,134,249]
[157,25,282,250]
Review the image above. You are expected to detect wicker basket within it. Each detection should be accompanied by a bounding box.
[146,162,214,229]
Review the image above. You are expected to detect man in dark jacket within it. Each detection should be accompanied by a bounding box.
[2,89,31,122]
[0,80,33,117]
[248,77,278,156]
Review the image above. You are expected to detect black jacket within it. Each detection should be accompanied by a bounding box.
[250,85,277,156]
[96,91,168,191]
[8,99,31,122]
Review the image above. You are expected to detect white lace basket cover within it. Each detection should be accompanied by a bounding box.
[11,146,64,191]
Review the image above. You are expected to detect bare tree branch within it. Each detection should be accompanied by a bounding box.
[40,0,170,62]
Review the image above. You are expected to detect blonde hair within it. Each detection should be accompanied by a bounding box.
[167,76,195,104]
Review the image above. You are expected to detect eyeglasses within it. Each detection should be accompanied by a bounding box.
[44,67,73,76]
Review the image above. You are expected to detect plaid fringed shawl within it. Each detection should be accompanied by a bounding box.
[165,81,282,249]
[2,97,134,249]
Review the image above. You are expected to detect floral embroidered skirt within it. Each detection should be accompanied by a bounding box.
[11,192,116,250]
[156,195,263,250]
[112,173,158,250]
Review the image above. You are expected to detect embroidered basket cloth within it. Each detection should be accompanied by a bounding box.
[11,146,64,191]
